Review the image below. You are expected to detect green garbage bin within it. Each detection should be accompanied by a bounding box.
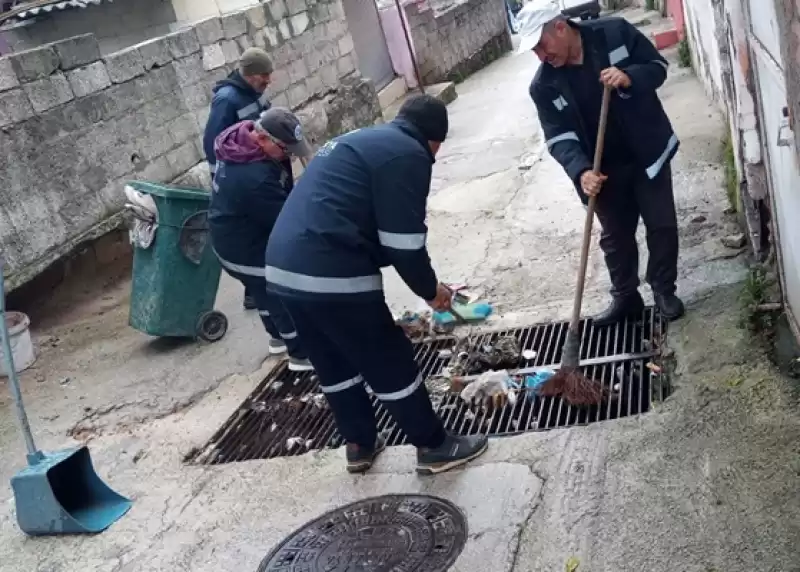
[126,181,228,342]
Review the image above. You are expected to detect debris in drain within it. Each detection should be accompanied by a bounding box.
[396,310,459,338]
[522,349,538,360]
[646,362,662,374]
[190,307,670,464]
[459,370,514,409]
[524,370,556,401]
[433,301,493,327]
[299,393,328,409]
[449,335,522,376]
[286,437,305,451]
[396,311,431,341]
[425,377,455,409]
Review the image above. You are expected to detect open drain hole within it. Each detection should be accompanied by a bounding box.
[188,307,669,465]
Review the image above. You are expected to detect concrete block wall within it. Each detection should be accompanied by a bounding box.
[0,0,382,289]
[401,0,511,84]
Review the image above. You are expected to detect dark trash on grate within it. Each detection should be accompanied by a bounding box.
[187,308,668,465]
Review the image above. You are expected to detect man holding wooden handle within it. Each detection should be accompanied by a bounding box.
[521,0,685,324]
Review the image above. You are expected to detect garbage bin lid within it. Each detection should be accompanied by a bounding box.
[127,181,210,201]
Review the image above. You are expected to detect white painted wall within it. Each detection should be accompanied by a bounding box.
[172,0,260,23]
[684,0,800,335]
[682,0,725,105]
[747,0,782,67]
[727,0,760,167]
[751,36,800,333]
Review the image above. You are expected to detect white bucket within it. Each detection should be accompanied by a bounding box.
[1,311,36,376]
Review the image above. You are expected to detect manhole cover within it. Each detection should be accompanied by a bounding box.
[257,494,468,572]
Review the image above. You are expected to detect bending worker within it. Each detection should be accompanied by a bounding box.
[203,47,273,312]
[520,1,685,324]
[209,108,314,372]
[265,95,488,475]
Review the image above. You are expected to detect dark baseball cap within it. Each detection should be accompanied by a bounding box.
[255,107,312,158]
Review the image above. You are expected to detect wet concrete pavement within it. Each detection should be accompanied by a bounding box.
[1,11,799,572]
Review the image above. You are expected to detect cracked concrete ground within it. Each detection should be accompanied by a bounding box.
[1,10,799,572]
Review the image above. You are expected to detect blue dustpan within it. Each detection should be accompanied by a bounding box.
[0,257,132,536]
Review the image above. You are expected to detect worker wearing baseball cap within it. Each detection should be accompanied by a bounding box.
[521,0,685,324]
[209,108,314,372]
[203,47,275,312]
[265,95,489,475]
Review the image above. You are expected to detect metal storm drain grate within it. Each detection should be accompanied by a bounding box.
[257,494,467,572]
[188,308,668,465]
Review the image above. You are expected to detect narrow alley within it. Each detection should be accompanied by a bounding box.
[0,8,798,572]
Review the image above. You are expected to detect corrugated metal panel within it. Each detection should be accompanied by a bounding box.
[11,0,114,20]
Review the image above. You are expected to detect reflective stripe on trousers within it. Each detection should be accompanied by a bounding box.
[320,372,423,402]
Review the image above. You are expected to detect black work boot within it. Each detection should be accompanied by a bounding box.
[346,436,386,473]
[654,292,685,321]
[593,292,645,326]
[243,295,257,311]
[416,433,488,476]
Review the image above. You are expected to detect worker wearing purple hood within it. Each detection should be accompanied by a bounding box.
[209,108,314,372]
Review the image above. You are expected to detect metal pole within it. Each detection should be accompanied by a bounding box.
[0,257,40,461]
[395,0,425,94]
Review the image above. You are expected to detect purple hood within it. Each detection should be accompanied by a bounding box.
[214,120,267,164]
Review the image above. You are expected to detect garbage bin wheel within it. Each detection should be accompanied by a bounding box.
[196,311,228,342]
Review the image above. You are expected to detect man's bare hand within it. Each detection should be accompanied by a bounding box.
[580,170,608,197]
[599,66,631,89]
[427,283,453,312]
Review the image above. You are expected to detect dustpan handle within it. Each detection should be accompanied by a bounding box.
[0,256,40,460]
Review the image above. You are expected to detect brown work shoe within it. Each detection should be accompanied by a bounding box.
[345,436,386,474]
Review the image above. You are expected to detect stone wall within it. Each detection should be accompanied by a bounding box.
[399,0,511,85]
[0,0,381,289]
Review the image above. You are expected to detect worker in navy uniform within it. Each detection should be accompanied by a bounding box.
[203,47,273,312]
[209,108,314,372]
[266,95,489,475]
[521,1,685,324]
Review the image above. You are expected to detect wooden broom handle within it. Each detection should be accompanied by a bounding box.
[569,85,612,331]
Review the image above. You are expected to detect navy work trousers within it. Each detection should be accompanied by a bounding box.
[281,297,447,449]
[593,163,678,298]
[229,272,308,360]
